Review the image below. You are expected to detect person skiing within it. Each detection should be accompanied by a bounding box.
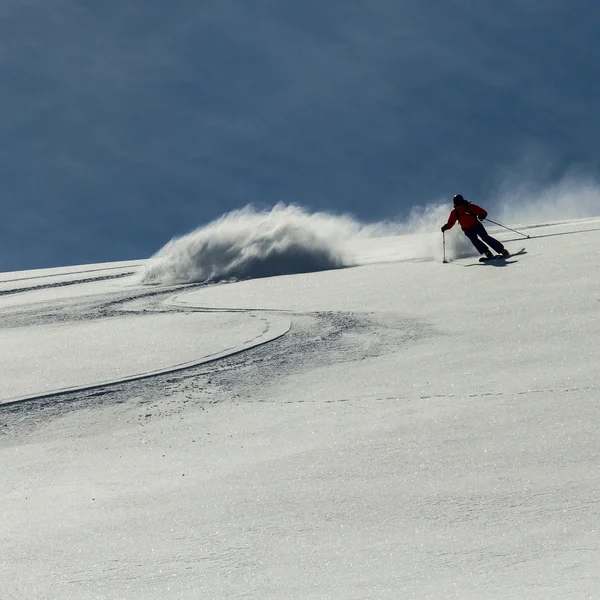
[441,194,510,260]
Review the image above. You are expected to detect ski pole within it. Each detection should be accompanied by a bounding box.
[442,230,448,263]
[483,218,530,239]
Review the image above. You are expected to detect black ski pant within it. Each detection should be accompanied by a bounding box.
[464,223,505,255]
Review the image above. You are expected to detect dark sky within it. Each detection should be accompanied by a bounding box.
[1,0,600,271]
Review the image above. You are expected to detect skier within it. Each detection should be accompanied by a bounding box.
[441,194,510,260]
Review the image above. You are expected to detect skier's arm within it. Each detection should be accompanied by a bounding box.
[441,211,457,232]
[469,204,488,220]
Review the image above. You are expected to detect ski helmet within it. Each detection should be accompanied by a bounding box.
[453,194,466,205]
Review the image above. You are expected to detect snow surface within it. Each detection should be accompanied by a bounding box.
[2,214,600,599]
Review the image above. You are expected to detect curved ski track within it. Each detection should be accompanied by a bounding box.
[0,268,431,427]
[0,270,292,408]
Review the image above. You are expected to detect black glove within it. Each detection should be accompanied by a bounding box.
[478,215,485,221]
[441,224,448,232]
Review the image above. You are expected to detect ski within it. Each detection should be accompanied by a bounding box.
[479,255,503,262]
[478,248,526,263]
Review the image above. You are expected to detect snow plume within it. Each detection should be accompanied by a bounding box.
[139,204,365,285]
[488,151,600,225]
[139,202,472,285]
[495,174,600,226]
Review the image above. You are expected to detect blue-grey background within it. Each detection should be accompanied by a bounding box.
[1,0,599,271]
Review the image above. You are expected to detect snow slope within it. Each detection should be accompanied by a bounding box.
[2,216,600,600]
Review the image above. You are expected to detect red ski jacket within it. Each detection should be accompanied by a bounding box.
[445,203,488,231]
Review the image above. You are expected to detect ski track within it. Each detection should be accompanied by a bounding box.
[0,271,431,431]
[0,278,292,408]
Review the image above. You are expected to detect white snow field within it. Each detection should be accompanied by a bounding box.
[2,215,600,600]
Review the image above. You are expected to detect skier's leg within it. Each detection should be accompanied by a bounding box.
[476,224,506,254]
[464,229,489,254]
